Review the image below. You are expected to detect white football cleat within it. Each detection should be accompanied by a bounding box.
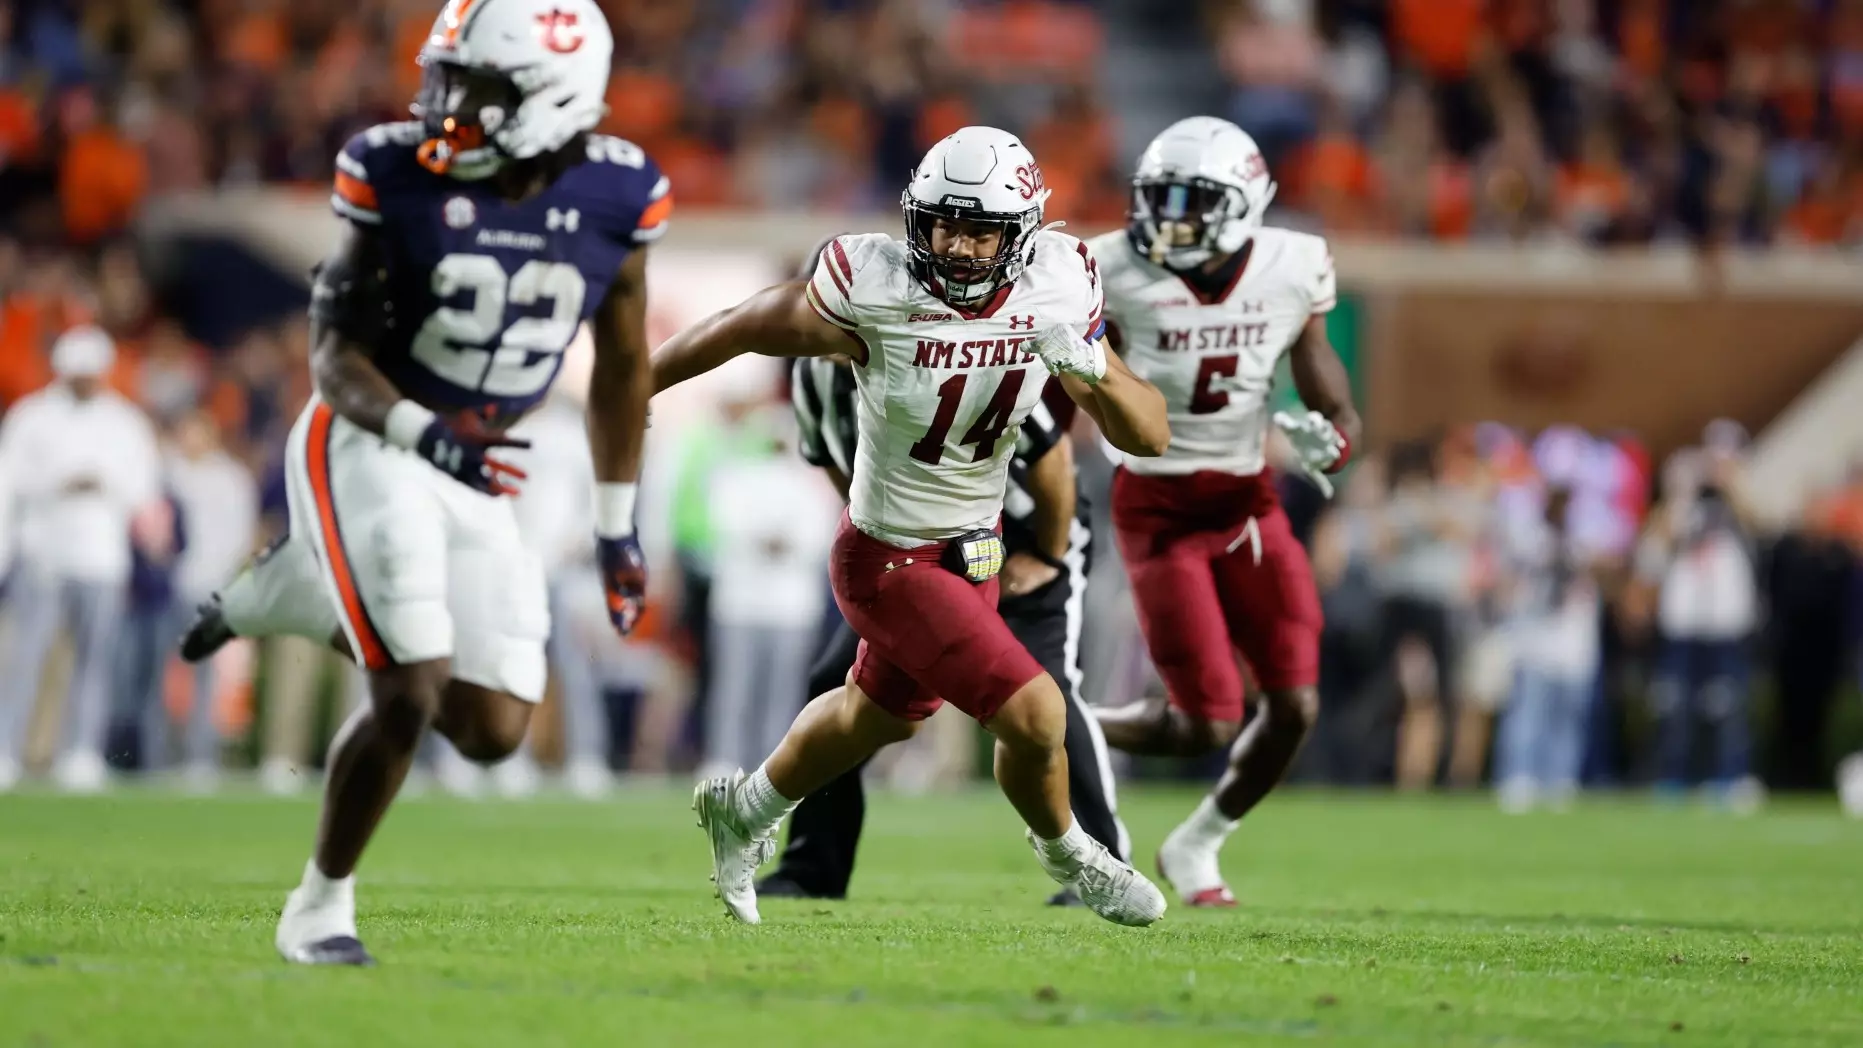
[258,757,307,796]
[1155,824,1236,908]
[432,746,486,799]
[51,750,109,795]
[276,863,373,966]
[490,753,542,799]
[1839,752,1863,818]
[179,762,221,796]
[1028,831,1167,927]
[692,772,775,924]
[563,757,614,800]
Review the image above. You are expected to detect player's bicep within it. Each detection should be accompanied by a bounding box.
[753,280,863,362]
[594,246,651,369]
[309,222,392,354]
[652,280,855,395]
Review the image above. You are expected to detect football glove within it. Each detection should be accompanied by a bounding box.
[403,408,529,497]
[1273,409,1347,498]
[1031,325,1107,384]
[597,534,648,636]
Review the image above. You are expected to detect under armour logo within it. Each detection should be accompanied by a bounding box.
[547,207,580,232]
[1239,301,1265,313]
[1007,314,1035,331]
[433,440,463,473]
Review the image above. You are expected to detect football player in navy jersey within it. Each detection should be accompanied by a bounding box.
[179,0,663,965]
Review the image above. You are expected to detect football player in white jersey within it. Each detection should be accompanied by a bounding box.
[653,127,1171,927]
[1087,117,1361,907]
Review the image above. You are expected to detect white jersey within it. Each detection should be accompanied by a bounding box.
[1090,226,1334,477]
[806,230,1103,545]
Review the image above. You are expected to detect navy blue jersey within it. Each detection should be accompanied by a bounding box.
[329,122,670,419]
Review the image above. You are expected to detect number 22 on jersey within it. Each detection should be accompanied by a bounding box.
[412,254,587,397]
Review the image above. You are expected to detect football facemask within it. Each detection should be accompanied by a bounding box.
[412,60,524,179]
[1127,177,1248,270]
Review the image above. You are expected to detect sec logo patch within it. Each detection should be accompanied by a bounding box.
[444,196,477,229]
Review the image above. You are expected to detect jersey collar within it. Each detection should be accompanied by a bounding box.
[1170,238,1255,306]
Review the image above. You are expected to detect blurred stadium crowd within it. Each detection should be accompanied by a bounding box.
[3,0,1863,800]
[10,0,1863,240]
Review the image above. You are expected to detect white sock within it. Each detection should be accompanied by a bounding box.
[297,858,354,906]
[732,765,797,837]
[221,537,341,641]
[1177,795,1240,847]
[1035,819,1094,866]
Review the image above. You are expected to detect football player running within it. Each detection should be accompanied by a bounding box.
[182,0,662,964]
[653,127,1171,927]
[1088,117,1361,908]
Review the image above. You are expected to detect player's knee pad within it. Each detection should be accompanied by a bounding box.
[363,513,453,664]
[451,630,548,705]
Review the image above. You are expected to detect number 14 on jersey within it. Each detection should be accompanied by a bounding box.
[907,371,1028,465]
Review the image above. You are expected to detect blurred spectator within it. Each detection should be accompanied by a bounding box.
[56,86,147,246]
[1556,118,1634,244]
[1303,453,1393,785]
[0,0,1859,242]
[668,361,782,759]
[0,247,92,409]
[1639,423,1763,807]
[161,410,257,783]
[512,387,616,798]
[1381,440,1475,790]
[1212,0,1323,166]
[1495,486,1602,812]
[256,635,364,796]
[698,404,837,778]
[129,320,210,423]
[111,489,183,772]
[0,326,158,793]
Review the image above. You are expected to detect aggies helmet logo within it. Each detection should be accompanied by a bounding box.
[536,9,585,53]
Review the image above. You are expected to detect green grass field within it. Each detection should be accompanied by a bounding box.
[2,787,1860,1047]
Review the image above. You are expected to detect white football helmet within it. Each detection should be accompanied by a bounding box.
[413,0,613,180]
[1127,116,1277,270]
[902,126,1050,309]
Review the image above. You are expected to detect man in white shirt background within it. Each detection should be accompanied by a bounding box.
[1495,485,1604,812]
[698,381,839,779]
[146,410,257,787]
[509,381,669,798]
[1639,421,1763,809]
[0,326,161,792]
